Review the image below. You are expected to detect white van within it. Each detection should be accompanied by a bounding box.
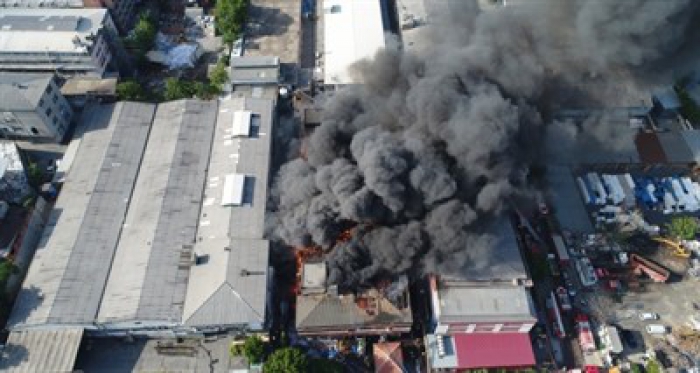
[646,324,668,335]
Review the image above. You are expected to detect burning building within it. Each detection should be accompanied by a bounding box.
[295,260,412,337]
[425,219,537,371]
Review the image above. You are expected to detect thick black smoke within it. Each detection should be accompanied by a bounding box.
[269,0,700,289]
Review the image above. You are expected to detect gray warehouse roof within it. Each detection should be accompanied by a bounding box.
[230,56,280,85]
[182,97,273,328]
[10,102,155,328]
[98,100,218,325]
[0,328,84,372]
[10,98,272,332]
[443,217,528,283]
[0,72,54,111]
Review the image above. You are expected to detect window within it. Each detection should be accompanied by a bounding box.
[474,324,497,332]
[30,127,39,135]
[45,108,52,117]
[52,94,58,104]
[45,85,53,94]
[38,99,44,107]
[52,116,59,126]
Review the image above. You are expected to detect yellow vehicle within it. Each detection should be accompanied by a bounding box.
[653,237,691,258]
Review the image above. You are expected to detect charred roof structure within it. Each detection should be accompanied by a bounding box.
[295,261,412,337]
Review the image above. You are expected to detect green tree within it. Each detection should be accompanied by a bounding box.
[667,216,699,241]
[630,363,643,373]
[308,358,343,373]
[264,347,307,373]
[131,12,157,52]
[163,78,195,101]
[645,359,661,373]
[215,0,249,46]
[210,61,229,89]
[242,335,265,364]
[116,80,147,101]
[27,162,44,187]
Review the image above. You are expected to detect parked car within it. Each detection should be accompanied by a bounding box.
[639,312,659,321]
[646,324,668,335]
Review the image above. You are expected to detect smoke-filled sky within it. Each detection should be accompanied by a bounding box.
[268,0,700,289]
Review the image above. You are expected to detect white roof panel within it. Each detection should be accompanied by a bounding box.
[222,173,246,206]
[323,0,386,84]
[232,110,252,137]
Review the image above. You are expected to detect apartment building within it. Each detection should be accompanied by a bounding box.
[0,8,122,77]
[0,73,74,142]
[0,0,137,33]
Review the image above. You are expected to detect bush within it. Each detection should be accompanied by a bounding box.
[264,347,307,373]
[645,359,661,373]
[667,216,699,241]
[116,80,147,101]
[164,78,196,101]
[242,335,265,364]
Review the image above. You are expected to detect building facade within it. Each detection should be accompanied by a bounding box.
[0,73,73,142]
[0,8,123,77]
[83,0,137,33]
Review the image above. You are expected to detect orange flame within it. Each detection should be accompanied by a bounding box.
[293,246,323,295]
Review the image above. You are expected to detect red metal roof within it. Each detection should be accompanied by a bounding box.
[373,342,404,373]
[453,333,535,369]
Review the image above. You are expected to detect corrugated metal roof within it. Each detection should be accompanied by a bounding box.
[230,56,279,68]
[454,333,535,369]
[98,100,218,324]
[182,97,272,328]
[0,328,83,373]
[9,103,155,328]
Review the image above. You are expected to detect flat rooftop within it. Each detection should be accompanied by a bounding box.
[0,72,53,111]
[323,0,386,84]
[0,8,107,54]
[432,283,536,324]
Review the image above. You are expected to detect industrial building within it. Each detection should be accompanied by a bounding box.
[295,261,413,337]
[229,56,280,86]
[0,72,74,142]
[0,0,138,33]
[425,218,537,371]
[322,0,389,85]
[0,8,122,77]
[3,97,274,369]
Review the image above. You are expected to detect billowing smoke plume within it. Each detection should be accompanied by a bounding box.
[269,0,700,289]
